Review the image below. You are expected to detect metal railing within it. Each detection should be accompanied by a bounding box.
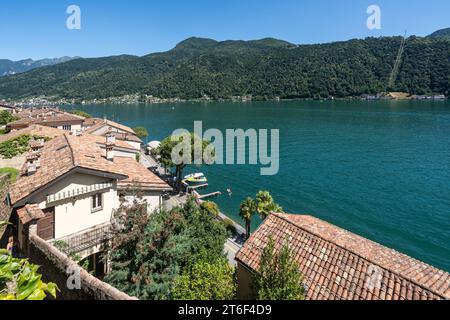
[53,223,114,253]
[46,182,113,204]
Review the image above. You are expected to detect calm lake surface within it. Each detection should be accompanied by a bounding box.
[63,100,450,271]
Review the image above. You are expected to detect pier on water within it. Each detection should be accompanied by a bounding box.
[182,181,222,200]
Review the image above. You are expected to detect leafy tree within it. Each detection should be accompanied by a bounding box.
[69,110,91,118]
[254,237,305,300]
[173,255,236,300]
[133,126,149,139]
[176,198,227,260]
[0,111,17,125]
[157,133,214,190]
[200,201,220,218]
[0,249,58,300]
[104,197,227,300]
[222,218,237,237]
[239,197,256,239]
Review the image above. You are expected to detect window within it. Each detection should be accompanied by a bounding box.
[91,193,103,212]
[62,124,72,131]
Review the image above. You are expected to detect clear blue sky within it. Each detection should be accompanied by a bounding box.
[1,0,449,60]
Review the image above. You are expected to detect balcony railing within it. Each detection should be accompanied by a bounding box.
[46,182,113,204]
[53,222,114,253]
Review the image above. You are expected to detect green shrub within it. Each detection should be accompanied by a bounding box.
[69,110,91,118]
[200,201,220,218]
[223,218,237,236]
[133,126,148,139]
[0,135,51,159]
[0,168,19,183]
[173,256,236,300]
[0,111,18,125]
[0,249,58,300]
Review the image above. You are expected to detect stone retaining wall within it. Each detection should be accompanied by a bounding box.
[28,224,137,300]
[0,174,12,240]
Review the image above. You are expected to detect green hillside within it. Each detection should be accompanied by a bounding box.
[0,35,448,100]
[427,28,450,40]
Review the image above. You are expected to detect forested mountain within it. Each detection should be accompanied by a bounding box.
[0,57,77,77]
[0,34,448,100]
[427,28,450,40]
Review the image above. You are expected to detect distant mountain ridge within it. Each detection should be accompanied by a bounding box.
[0,57,78,77]
[427,27,450,40]
[0,30,448,101]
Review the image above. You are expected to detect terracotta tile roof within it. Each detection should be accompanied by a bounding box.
[84,118,136,135]
[9,133,128,205]
[81,133,140,151]
[0,103,16,110]
[16,204,46,224]
[9,132,169,205]
[114,156,171,191]
[236,213,450,300]
[82,117,99,127]
[7,108,84,128]
[0,125,65,143]
[110,131,143,144]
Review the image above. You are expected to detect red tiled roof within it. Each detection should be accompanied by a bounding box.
[9,132,170,205]
[84,118,136,135]
[110,131,143,143]
[0,125,65,143]
[16,204,45,224]
[81,133,140,151]
[9,133,128,205]
[236,213,450,300]
[114,156,171,191]
[7,108,84,128]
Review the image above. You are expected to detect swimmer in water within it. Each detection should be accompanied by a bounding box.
[227,188,232,197]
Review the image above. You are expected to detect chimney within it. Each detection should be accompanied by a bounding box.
[26,154,38,176]
[106,132,116,161]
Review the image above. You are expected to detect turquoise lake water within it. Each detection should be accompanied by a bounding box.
[63,100,450,272]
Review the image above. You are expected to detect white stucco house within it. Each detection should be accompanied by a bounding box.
[6,107,85,135]
[83,118,143,151]
[8,131,171,273]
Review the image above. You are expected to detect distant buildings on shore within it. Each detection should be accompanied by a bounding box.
[361,92,446,101]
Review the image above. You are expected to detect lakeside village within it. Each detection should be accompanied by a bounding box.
[0,103,449,300]
[2,90,447,108]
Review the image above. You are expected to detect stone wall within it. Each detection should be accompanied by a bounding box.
[28,225,137,300]
[0,174,12,242]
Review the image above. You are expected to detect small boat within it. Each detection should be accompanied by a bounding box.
[183,173,207,185]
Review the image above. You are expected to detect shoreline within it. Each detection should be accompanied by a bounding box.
[4,93,448,108]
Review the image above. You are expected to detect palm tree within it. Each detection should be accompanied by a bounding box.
[239,197,256,239]
[256,191,283,220]
[256,191,274,220]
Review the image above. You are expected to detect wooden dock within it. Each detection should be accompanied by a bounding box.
[196,191,222,200]
[182,182,209,191]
